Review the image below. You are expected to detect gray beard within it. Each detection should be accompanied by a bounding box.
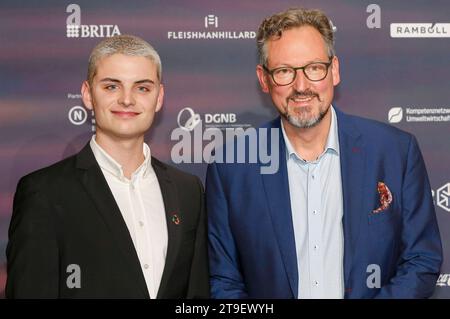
[284,105,329,129]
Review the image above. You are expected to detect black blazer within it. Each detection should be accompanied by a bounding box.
[6,143,209,298]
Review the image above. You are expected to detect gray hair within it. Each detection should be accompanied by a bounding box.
[87,34,162,85]
[257,8,335,66]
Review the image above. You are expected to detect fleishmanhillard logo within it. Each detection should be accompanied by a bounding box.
[205,15,218,28]
[168,14,256,40]
[390,23,450,38]
[66,4,121,38]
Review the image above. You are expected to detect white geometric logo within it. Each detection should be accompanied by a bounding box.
[205,15,218,28]
[388,107,403,123]
[177,107,201,131]
[437,183,450,212]
[68,106,88,125]
[436,274,450,287]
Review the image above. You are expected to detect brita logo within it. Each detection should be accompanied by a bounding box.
[66,4,121,38]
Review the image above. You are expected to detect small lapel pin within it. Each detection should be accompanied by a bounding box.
[373,181,393,213]
[171,213,180,225]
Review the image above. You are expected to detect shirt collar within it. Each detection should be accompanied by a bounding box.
[281,105,340,162]
[89,135,153,181]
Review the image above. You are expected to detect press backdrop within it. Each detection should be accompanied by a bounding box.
[1,0,449,298]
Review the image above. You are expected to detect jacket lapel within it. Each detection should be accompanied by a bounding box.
[335,108,366,294]
[75,143,150,298]
[260,118,298,298]
[152,158,182,299]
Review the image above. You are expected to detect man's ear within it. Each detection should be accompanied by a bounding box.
[256,65,270,93]
[331,56,340,87]
[81,81,93,110]
[155,84,164,113]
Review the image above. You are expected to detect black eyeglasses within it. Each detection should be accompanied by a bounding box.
[263,57,333,86]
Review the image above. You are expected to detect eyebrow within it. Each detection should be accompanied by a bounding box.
[135,79,155,85]
[99,78,156,85]
[272,58,331,67]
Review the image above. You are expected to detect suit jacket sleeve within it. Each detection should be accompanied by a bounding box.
[206,163,248,298]
[6,175,60,298]
[375,135,443,298]
[186,176,210,298]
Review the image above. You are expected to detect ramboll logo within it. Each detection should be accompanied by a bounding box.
[391,23,450,38]
[177,107,201,131]
[437,183,450,212]
[388,107,403,123]
[66,4,120,38]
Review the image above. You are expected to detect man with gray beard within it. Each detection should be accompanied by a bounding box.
[206,7,442,299]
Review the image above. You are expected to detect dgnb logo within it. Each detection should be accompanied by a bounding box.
[177,107,238,132]
[388,107,403,123]
[177,107,201,131]
[205,15,218,28]
[205,113,236,124]
[66,4,120,38]
[66,264,81,289]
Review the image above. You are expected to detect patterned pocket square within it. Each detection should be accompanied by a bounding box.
[372,182,393,214]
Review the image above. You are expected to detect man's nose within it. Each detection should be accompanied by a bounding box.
[292,69,310,92]
[118,89,135,107]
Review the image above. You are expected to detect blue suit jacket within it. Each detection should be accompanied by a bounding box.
[206,107,442,298]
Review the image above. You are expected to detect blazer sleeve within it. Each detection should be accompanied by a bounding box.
[6,175,60,298]
[186,176,210,298]
[375,135,443,298]
[206,163,248,298]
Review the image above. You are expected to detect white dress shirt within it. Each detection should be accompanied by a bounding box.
[281,106,345,299]
[90,136,168,299]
